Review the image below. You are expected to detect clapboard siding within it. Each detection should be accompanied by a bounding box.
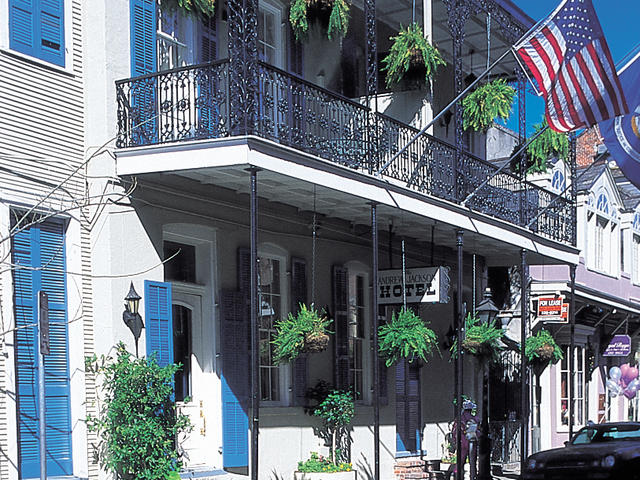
[0,1,87,479]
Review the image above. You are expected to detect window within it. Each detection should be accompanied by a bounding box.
[551,169,566,192]
[258,255,285,403]
[258,2,282,67]
[559,346,586,428]
[8,0,65,67]
[164,241,197,283]
[173,304,192,402]
[348,274,366,401]
[586,189,619,276]
[595,216,607,271]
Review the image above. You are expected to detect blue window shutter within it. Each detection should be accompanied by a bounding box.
[11,217,72,478]
[144,280,173,367]
[9,0,36,58]
[130,0,156,76]
[39,0,65,66]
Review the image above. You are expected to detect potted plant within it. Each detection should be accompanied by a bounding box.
[295,390,355,479]
[378,307,439,367]
[273,304,333,363]
[382,22,445,89]
[462,78,515,132]
[511,120,569,175]
[164,0,215,17]
[290,0,350,41]
[451,313,504,363]
[525,329,563,371]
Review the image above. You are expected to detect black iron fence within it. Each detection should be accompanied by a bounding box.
[116,60,575,245]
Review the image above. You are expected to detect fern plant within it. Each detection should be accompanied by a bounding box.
[378,308,439,367]
[290,0,350,41]
[525,329,563,364]
[451,313,504,363]
[382,23,445,88]
[462,79,515,132]
[272,304,332,363]
[526,119,569,173]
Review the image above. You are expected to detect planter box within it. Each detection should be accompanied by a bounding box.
[294,471,357,480]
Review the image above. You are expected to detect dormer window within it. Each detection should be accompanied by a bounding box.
[551,169,566,193]
[596,192,610,215]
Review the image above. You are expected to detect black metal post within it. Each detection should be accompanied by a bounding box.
[569,264,576,439]
[365,0,378,173]
[371,203,380,480]
[249,167,260,480]
[456,229,464,480]
[520,249,529,474]
[477,361,490,480]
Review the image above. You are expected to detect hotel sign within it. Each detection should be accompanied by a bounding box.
[536,295,569,323]
[377,267,450,305]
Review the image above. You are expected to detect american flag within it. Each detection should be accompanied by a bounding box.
[515,0,628,132]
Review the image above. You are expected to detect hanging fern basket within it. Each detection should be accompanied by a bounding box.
[272,304,333,363]
[462,78,515,132]
[290,0,350,41]
[378,308,439,367]
[382,22,445,89]
[303,330,330,353]
[451,314,504,363]
[525,329,563,375]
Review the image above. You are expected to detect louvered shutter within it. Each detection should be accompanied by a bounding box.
[39,0,64,66]
[11,217,72,478]
[144,280,173,367]
[220,289,249,468]
[130,0,156,76]
[197,15,219,138]
[396,360,421,453]
[9,0,36,58]
[332,266,350,390]
[291,258,307,406]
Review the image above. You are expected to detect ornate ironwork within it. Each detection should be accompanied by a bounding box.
[365,0,379,175]
[490,420,522,464]
[115,60,229,148]
[227,0,259,136]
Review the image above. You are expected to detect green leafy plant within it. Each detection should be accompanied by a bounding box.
[451,313,504,363]
[290,0,351,41]
[165,0,215,17]
[378,307,439,367]
[462,79,515,132]
[382,22,445,88]
[525,329,563,364]
[527,119,569,173]
[298,452,352,473]
[313,390,355,465]
[85,343,191,480]
[273,303,333,363]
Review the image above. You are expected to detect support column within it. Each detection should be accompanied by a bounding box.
[365,0,378,173]
[517,67,527,227]
[520,249,529,474]
[371,203,380,480]
[249,167,260,480]
[228,0,259,135]
[569,264,576,439]
[455,229,464,479]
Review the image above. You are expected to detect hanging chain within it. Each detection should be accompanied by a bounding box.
[311,185,317,306]
[402,239,407,310]
[473,253,476,315]
[412,0,416,24]
[486,13,491,78]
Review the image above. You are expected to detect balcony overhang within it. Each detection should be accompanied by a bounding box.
[117,136,578,266]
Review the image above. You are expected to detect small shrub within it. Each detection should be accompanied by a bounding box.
[86,343,191,480]
[382,23,445,88]
[298,452,352,473]
[272,303,332,363]
[378,308,439,367]
[462,79,515,132]
[314,390,355,465]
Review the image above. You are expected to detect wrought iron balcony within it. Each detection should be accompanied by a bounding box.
[115,60,575,246]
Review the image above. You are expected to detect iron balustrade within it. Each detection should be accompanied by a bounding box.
[115,61,575,245]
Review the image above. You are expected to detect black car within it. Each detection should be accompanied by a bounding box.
[523,422,640,480]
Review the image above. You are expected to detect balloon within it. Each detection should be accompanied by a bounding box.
[627,379,640,393]
[624,367,639,385]
[609,367,622,382]
[606,379,622,394]
[610,389,619,398]
[623,389,637,400]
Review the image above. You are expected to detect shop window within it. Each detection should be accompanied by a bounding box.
[559,346,586,428]
[173,304,192,402]
[164,240,196,283]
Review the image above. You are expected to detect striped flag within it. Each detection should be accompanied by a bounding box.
[515,0,628,133]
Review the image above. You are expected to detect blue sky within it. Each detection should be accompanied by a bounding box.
[506,1,640,132]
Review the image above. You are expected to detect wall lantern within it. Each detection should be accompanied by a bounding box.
[123,282,144,356]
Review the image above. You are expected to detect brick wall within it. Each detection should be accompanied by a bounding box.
[576,126,603,167]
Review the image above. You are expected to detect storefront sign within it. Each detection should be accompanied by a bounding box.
[536,295,569,323]
[377,266,450,305]
[603,335,632,357]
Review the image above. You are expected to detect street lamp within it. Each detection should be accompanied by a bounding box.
[123,282,144,356]
[476,288,499,480]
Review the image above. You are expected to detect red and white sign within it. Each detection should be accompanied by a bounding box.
[536,296,569,323]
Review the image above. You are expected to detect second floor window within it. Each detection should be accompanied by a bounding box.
[587,191,619,276]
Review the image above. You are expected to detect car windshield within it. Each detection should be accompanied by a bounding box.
[571,425,640,444]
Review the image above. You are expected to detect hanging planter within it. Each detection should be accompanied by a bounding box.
[525,329,563,367]
[164,0,215,17]
[290,0,351,41]
[451,313,504,363]
[378,308,439,367]
[272,304,332,363]
[462,78,515,132]
[382,22,445,89]
[510,120,569,175]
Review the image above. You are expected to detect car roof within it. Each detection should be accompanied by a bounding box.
[583,422,640,429]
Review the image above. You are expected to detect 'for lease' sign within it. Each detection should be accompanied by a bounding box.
[377,267,450,305]
[536,295,569,323]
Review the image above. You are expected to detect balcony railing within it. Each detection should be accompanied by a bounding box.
[116,60,575,245]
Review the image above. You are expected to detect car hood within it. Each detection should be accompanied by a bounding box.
[531,442,640,463]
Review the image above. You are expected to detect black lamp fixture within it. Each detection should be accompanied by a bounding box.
[476,287,499,325]
[123,282,144,356]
